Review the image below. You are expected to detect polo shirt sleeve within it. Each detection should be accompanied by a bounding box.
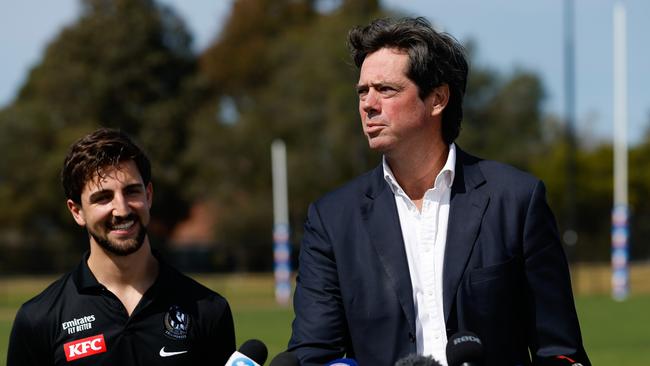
[213,300,236,364]
[194,295,236,365]
[7,305,51,366]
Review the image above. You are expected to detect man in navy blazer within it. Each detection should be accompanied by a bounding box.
[288,17,590,366]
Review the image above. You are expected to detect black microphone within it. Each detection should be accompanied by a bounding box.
[224,339,268,366]
[446,331,484,366]
[394,354,443,366]
[268,351,300,366]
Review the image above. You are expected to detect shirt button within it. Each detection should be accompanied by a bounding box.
[408,333,416,343]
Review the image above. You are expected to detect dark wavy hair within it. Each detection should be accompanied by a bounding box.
[61,128,151,204]
[348,17,468,144]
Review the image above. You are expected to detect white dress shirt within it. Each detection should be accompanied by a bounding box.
[382,143,456,366]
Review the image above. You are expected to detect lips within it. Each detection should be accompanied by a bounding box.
[365,123,386,135]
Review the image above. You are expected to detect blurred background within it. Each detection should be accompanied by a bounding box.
[1,0,649,364]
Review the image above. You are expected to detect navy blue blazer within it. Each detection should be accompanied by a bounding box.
[288,148,590,366]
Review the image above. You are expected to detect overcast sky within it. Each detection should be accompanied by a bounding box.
[1,0,648,144]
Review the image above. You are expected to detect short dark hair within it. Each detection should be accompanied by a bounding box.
[61,128,151,204]
[348,17,468,144]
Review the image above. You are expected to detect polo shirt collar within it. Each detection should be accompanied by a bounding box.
[72,250,172,294]
[72,251,104,293]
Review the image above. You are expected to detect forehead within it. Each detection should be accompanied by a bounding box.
[82,160,143,195]
[359,47,410,81]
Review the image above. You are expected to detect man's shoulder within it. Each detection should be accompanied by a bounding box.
[460,149,540,190]
[159,264,230,308]
[313,166,379,207]
[15,271,74,326]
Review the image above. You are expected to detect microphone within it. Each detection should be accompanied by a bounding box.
[327,358,358,366]
[225,339,268,366]
[394,354,443,366]
[446,331,484,366]
[268,351,300,366]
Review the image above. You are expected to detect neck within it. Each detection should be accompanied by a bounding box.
[386,143,449,202]
[87,239,158,291]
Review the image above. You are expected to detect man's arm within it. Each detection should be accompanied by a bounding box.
[7,305,51,366]
[288,202,349,365]
[196,296,236,365]
[522,181,590,365]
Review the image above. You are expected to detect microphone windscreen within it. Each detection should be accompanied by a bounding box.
[268,351,300,366]
[394,354,443,366]
[446,331,483,366]
[238,339,268,365]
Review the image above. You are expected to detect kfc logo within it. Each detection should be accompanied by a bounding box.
[64,334,107,361]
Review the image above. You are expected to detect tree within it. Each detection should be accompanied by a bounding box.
[185,0,383,269]
[0,0,198,272]
[459,66,546,170]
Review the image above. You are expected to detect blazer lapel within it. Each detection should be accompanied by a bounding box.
[361,166,416,335]
[443,149,489,322]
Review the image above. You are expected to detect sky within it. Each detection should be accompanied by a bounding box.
[1,0,648,145]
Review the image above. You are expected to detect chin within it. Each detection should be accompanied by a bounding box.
[90,227,147,257]
[367,141,391,153]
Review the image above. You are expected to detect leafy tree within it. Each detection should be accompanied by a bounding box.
[0,0,198,271]
[459,67,546,170]
[185,0,382,270]
[629,137,650,260]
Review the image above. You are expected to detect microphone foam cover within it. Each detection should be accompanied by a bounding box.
[239,339,268,365]
[395,354,443,366]
[446,331,483,366]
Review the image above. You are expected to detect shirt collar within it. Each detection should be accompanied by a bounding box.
[72,251,104,293]
[383,143,457,196]
[72,249,171,294]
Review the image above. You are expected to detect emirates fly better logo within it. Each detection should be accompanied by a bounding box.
[63,334,107,361]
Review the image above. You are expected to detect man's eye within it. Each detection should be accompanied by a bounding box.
[91,195,111,204]
[125,188,142,196]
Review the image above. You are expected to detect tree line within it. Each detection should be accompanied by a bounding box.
[1,0,648,273]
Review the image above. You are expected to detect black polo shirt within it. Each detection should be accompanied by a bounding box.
[7,253,235,365]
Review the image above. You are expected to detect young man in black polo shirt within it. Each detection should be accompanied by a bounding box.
[7,128,235,365]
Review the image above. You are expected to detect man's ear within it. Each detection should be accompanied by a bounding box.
[67,199,86,227]
[431,84,450,116]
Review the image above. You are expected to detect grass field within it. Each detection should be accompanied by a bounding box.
[1,274,649,365]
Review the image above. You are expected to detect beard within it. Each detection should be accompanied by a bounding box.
[88,214,147,256]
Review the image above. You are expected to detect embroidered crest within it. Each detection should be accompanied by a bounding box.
[163,305,190,340]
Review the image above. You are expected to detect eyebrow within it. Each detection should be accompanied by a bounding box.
[354,83,367,92]
[355,81,402,92]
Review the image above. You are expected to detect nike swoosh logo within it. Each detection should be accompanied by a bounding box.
[159,347,188,357]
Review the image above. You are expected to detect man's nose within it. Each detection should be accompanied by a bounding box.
[111,194,132,217]
[361,89,381,116]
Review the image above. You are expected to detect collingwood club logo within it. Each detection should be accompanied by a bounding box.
[164,305,190,340]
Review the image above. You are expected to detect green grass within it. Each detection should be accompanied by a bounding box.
[575,294,650,365]
[2,275,650,365]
